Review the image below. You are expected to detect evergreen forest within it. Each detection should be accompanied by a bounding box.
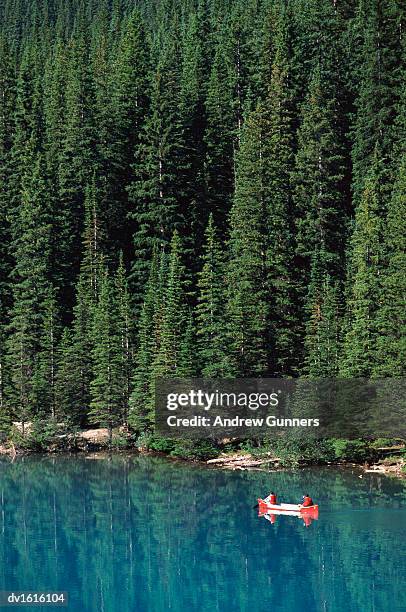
[0,0,404,449]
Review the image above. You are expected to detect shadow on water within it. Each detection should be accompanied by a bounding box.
[0,455,405,612]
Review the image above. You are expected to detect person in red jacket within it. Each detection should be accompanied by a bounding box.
[268,491,277,504]
[301,494,314,507]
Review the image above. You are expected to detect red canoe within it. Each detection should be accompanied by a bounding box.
[258,498,319,517]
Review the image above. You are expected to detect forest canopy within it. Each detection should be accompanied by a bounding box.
[0,0,404,441]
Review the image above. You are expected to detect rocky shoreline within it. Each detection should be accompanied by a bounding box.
[1,426,404,478]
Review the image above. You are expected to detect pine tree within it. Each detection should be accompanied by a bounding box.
[303,252,342,377]
[89,268,122,443]
[227,108,269,376]
[35,288,60,420]
[204,40,235,233]
[0,38,15,430]
[196,214,231,377]
[128,20,185,305]
[67,182,104,426]
[374,156,406,376]
[179,8,208,256]
[261,12,301,375]
[114,254,133,427]
[6,153,53,426]
[154,231,189,378]
[0,37,15,319]
[129,247,162,431]
[57,34,96,307]
[0,324,10,434]
[341,153,384,377]
[110,9,149,261]
[55,327,79,428]
[293,66,348,286]
[177,310,197,378]
[351,0,403,205]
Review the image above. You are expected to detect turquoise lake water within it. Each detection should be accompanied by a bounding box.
[0,455,405,612]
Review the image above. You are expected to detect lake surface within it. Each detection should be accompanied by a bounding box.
[0,455,404,612]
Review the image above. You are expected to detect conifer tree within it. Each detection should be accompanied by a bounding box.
[6,153,53,426]
[129,248,162,431]
[55,327,78,427]
[57,34,96,303]
[154,231,189,378]
[0,37,15,318]
[227,109,269,376]
[261,13,301,375]
[293,66,348,286]
[303,253,342,377]
[35,288,60,420]
[351,0,403,205]
[341,154,384,377]
[374,156,406,376]
[66,182,104,426]
[204,41,235,232]
[196,214,231,377]
[111,9,149,260]
[89,269,122,443]
[114,254,133,427]
[128,20,185,304]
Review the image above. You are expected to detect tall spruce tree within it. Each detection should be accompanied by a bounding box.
[227,108,269,376]
[57,34,96,308]
[341,153,384,377]
[204,41,235,233]
[66,182,104,426]
[89,268,122,442]
[129,247,162,431]
[128,19,186,305]
[351,0,403,205]
[261,11,301,375]
[196,214,231,377]
[6,153,54,427]
[114,254,133,427]
[374,156,406,376]
[303,252,342,377]
[153,231,189,378]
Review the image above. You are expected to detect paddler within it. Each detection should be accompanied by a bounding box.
[301,493,314,507]
[268,491,277,504]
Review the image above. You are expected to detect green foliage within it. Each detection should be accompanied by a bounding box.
[138,434,220,460]
[0,0,403,451]
[227,108,270,376]
[196,215,231,377]
[329,439,376,463]
[341,154,384,377]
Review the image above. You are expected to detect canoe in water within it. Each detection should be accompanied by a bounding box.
[258,498,319,516]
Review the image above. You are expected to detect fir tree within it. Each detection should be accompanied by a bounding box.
[114,254,133,427]
[374,156,406,376]
[154,231,189,378]
[89,268,122,443]
[351,0,403,205]
[341,154,384,377]
[227,108,269,376]
[196,214,231,377]
[261,13,301,375]
[129,247,162,431]
[66,182,104,426]
[57,34,96,307]
[6,153,53,426]
[303,253,342,378]
[128,20,185,305]
[204,41,235,233]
